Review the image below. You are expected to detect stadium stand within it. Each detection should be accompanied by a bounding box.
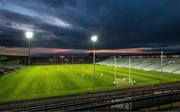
[0,69,4,77]
[133,58,157,69]
[173,69,180,74]
[97,57,180,74]
[155,64,180,73]
[0,64,23,77]
[141,58,169,70]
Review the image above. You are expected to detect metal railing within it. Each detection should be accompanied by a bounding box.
[0,81,180,111]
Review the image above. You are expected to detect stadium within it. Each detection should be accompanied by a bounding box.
[0,0,180,111]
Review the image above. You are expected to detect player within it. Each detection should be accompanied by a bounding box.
[113,80,116,86]
[133,80,136,85]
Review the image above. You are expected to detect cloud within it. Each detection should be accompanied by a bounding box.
[1,45,180,56]
[0,46,74,56]
[0,46,153,56]
[85,48,152,54]
[0,1,72,28]
[0,0,180,52]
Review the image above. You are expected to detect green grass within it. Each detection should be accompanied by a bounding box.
[0,64,180,103]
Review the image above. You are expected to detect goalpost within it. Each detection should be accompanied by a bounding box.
[113,55,135,86]
[128,56,136,85]
[113,56,129,86]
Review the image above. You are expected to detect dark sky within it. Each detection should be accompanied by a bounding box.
[0,0,180,55]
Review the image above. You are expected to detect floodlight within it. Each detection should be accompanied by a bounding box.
[91,34,98,92]
[91,35,98,42]
[25,31,33,39]
[25,31,34,65]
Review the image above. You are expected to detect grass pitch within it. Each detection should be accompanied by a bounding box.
[0,64,180,102]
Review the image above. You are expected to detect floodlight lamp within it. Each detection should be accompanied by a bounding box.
[25,31,33,39]
[91,35,98,42]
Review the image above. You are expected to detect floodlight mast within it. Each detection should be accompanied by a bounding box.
[25,31,33,65]
[160,51,163,83]
[129,55,131,84]
[114,56,117,82]
[72,56,74,64]
[91,35,98,92]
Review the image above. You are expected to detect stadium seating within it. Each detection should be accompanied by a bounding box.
[0,69,4,76]
[97,57,180,74]
[0,64,23,77]
[173,69,180,74]
[133,58,157,69]
[155,64,180,73]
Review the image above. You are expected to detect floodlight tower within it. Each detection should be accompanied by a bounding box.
[25,31,33,65]
[160,51,164,83]
[91,35,98,92]
[114,56,117,82]
[129,55,131,84]
[72,56,74,64]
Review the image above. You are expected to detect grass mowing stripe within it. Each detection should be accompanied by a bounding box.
[0,64,180,103]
